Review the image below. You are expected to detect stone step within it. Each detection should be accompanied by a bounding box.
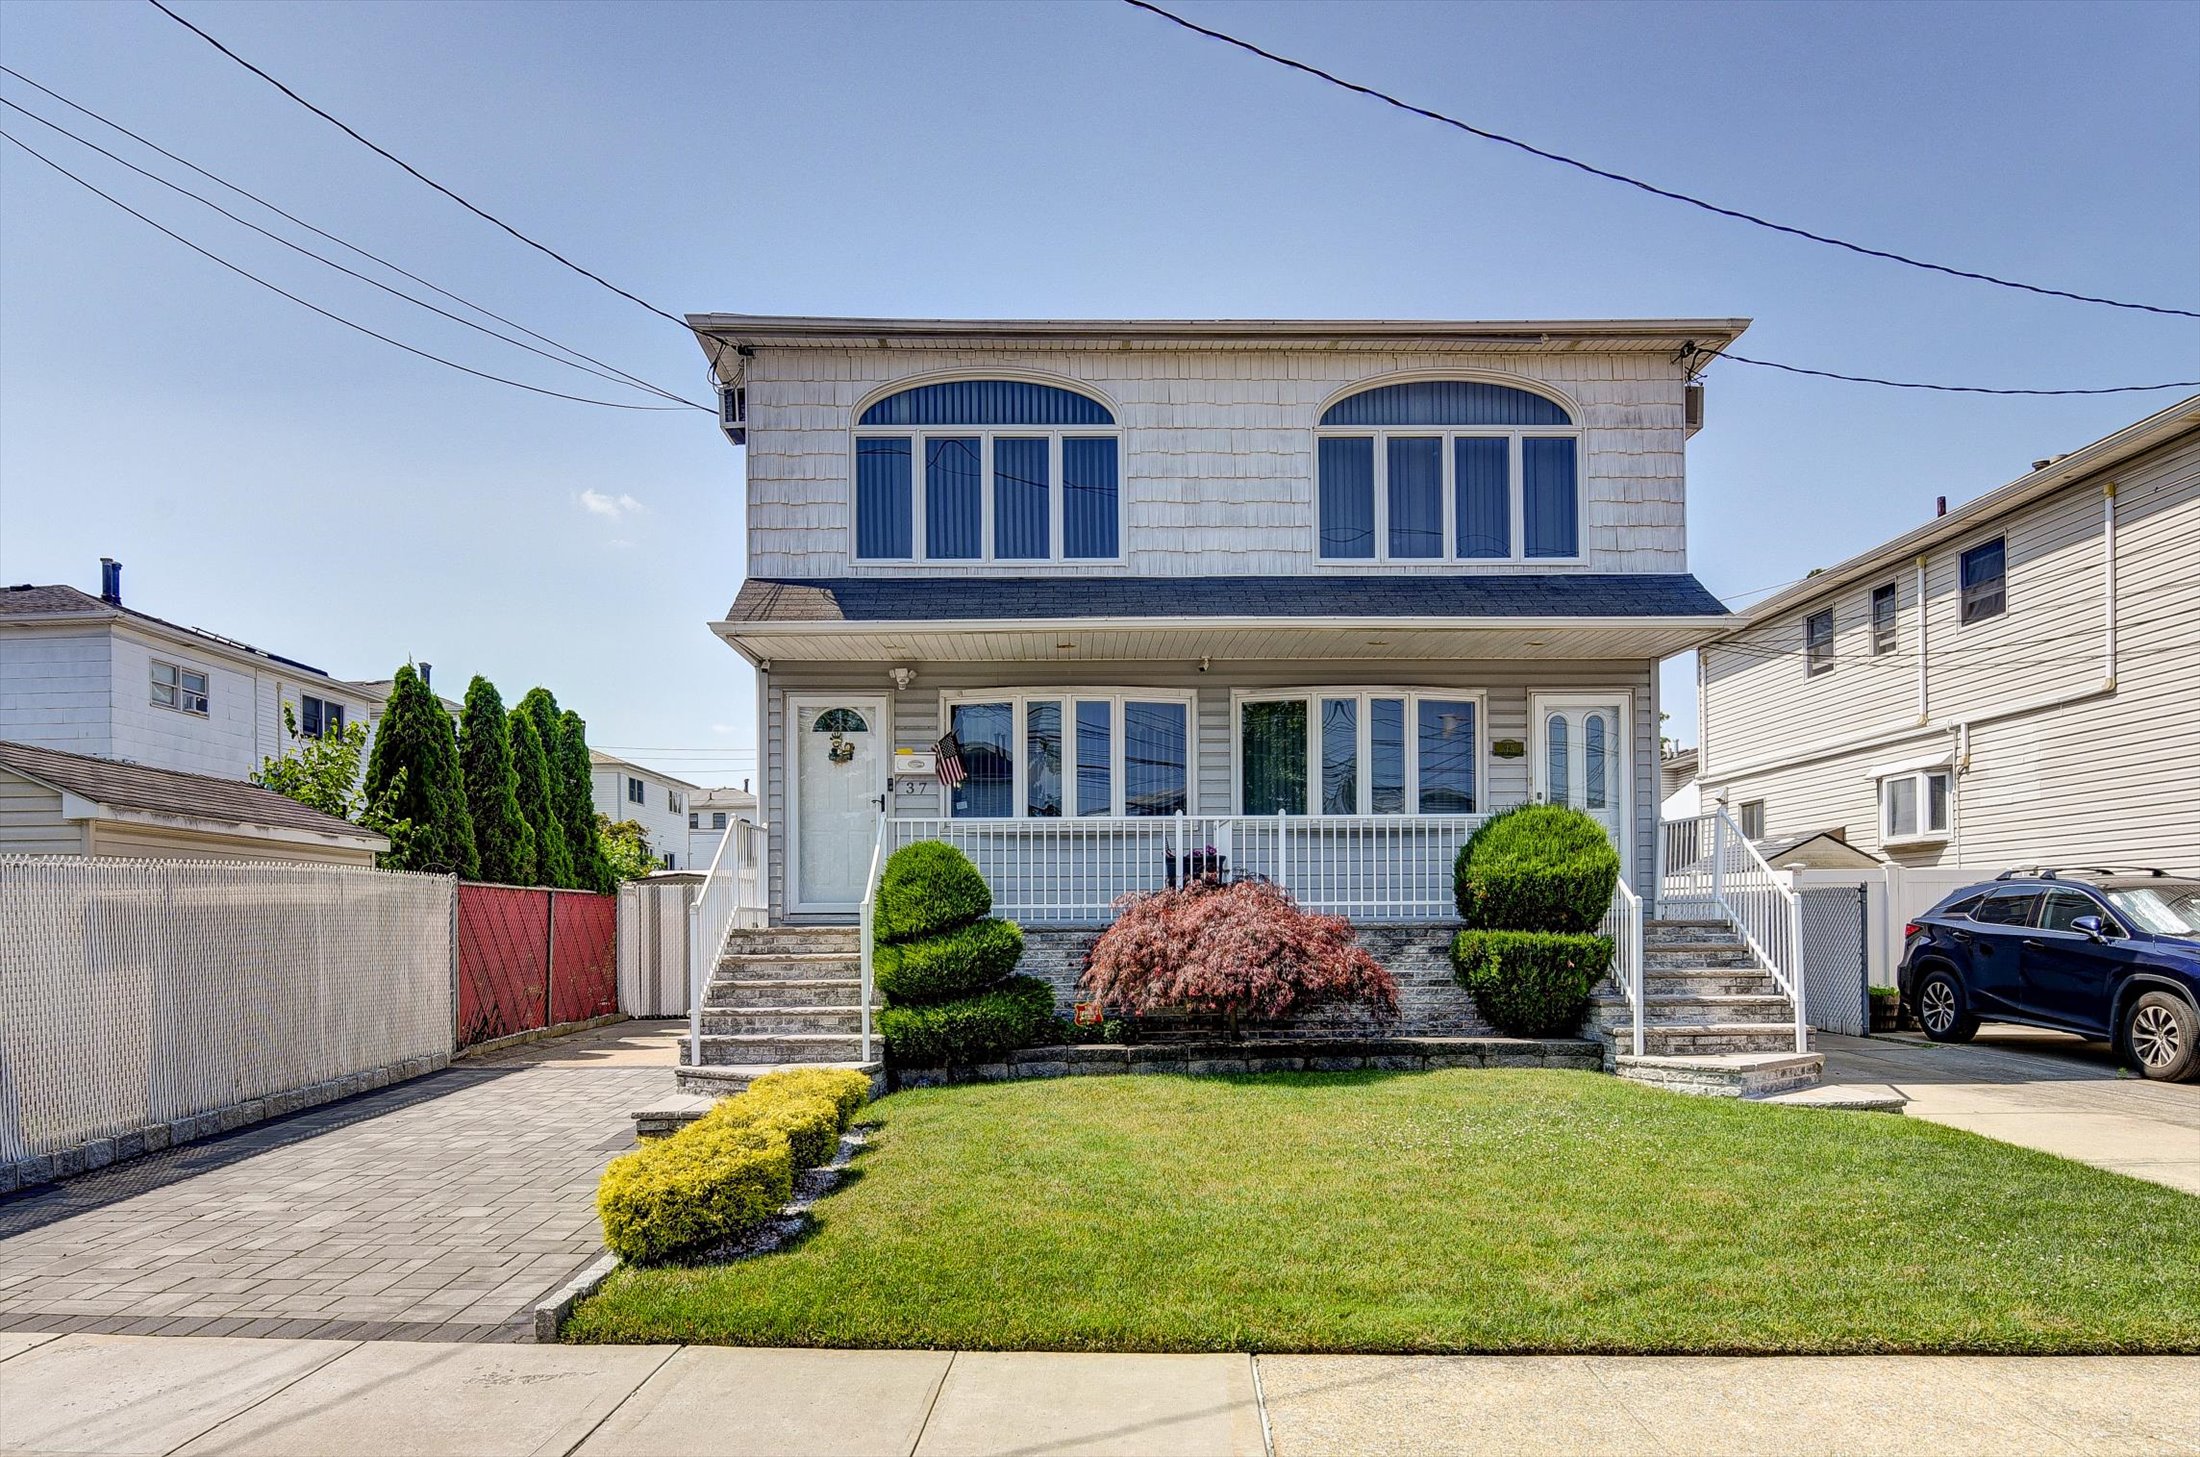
[722,928,861,957]
[1643,970,1781,997]
[1603,1023,1812,1057]
[670,1061,886,1102]
[702,1006,864,1036]
[714,953,861,981]
[708,978,863,1009]
[1644,944,1754,967]
[691,1032,869,1066]
[1590,994,1797,1027]
[1614,1052,1824,1099]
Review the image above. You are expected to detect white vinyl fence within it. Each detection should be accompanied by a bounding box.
[617,875,700,1017]
[0,857,455,1166]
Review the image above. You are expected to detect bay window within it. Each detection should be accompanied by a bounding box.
[1239,690,1481,815]
[1317,379,1579,563]
[945,691,1191,818]
[853,380,1119,562]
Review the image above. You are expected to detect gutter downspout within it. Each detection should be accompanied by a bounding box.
[756,658,770,925]
[2103,481,2119,692]
[1914,554,1930,725]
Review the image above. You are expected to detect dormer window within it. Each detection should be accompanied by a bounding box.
[853,380,1119,562]
[1316,380,1580,563]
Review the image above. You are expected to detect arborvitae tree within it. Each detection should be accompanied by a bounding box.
[457,676,533,885]
[508,706,567,888]
[515,687,574,887]
[362,664,479,878]
[558,708,617,894]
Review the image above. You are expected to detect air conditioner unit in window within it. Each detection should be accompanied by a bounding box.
[1684,382,1705,437]
[719,383,747,445]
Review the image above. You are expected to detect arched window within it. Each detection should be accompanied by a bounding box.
[1316,379,1580,563]
[853,380,1119,562]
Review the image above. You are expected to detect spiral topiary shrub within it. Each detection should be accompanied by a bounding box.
[1450,804,1619,1037]
[872,841,1043,1068]
[1453,803,1620,934]
[873,841,994,944]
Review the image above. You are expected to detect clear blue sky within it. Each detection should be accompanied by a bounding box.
[4,0,2194,782]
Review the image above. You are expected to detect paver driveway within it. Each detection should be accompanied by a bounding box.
[0,1022,676,1342]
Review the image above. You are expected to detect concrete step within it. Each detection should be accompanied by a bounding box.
[1644,944,1755,968]
[1603,1023,1812,1057]
[714,953,861,981]
[708,977,863,1009]
[690,1032,869,1066]
[702,1006,864,1036]
[1614,1051,1824,1098]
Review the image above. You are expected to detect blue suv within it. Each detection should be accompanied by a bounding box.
[1898,869,2200,1082]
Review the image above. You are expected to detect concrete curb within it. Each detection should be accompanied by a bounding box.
[532,1252,620,1343]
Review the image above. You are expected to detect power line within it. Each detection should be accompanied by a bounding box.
[1704,348,2199,397]
[0,91,709,409]
[1123,0,2200,321]
[1,64,705,408]
[2,128,691,411]
[144,0,694,332]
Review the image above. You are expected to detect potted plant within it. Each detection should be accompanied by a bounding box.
[1867,984,1902,1033]
[1165,844,1226,888]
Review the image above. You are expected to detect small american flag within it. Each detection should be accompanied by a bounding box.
[933,731,966,790]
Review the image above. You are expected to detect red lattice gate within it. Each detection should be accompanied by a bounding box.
[455,884,618,1049]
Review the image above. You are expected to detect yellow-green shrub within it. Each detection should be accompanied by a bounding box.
[747,1067,872,1127]
[596,1123,792,1265]
[701,1091,841,1170]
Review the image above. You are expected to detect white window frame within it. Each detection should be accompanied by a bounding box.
[1870,581,1898,656]
[1739,799,1766,840]
[1804,609,1835,677]
[1229,687,1489,816]
[150,659,209,716]
[850,428,1124,565]
[1958,535,2008,626]
[1310,426,1584,567]
[938,688,1197,819]
[626,776,645,806]
[1879,767,1954,845]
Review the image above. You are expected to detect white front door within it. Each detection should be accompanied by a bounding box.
[1530,694,1629,869]
[789,695,888,913]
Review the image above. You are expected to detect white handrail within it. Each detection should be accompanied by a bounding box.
[1706,807,1809,1053]
[1605,876,1646,1058]
[687,815,767,1069]
[856,816,888,1065]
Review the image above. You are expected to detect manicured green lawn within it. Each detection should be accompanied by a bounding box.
[565,1070,2200,1353]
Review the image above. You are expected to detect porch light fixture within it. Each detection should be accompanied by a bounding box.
[889,667,916,689]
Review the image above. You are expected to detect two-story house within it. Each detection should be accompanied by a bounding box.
[590,751,703,869]
[0,562,387,783]
[1695,394,2199,876]
[686,780,759,871]
[695,315,1748,932]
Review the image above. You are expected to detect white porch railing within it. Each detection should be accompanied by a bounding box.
[1658,809,1807,1052]
[687,817,768,1067]
[856,817,886,1065]
[1601,875,1646,1057]
[883,812,1485,924]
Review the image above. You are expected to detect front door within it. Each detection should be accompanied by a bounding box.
[789,695,887,914]
[1531,694,1628,868]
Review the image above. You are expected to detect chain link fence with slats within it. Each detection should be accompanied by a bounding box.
[0,856,455,1165]
[1799,884,1870,1036]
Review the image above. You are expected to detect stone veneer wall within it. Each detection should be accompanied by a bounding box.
[1019,924,1494,1039]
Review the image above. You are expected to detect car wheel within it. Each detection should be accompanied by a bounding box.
[1915,969,1978,1044]
[2122,992,2200,1082]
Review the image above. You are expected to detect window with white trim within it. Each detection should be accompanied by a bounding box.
[1804,610,1834,677]
[626,776,645,806]
[942,690,1192,819]
[151,660,209,715]
[1960,537,2006,624]
[1315,380,1580,563]
[1881,768,1952,843]
[299,694,346,738]
[1870,582,1898,655]
[1236,690,1481,815]
[853,380,1119,562]
[1739,799,1766,840]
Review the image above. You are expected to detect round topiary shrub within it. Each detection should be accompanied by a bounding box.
[1453,803,1620,934]
[875,917,1025,1004]
[1452,930,1615,1038]
[874,841,994,944]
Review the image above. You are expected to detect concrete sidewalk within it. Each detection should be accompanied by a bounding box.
[1,1334,2190,1456]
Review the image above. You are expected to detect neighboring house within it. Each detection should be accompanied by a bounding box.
[0,739,387,865]
[0,563,386,784]
[590,751,704,869]
[694,313,1747,926]
[1697,395,2199,875]
[1658,745,1700,822]
[686,780,759,870]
